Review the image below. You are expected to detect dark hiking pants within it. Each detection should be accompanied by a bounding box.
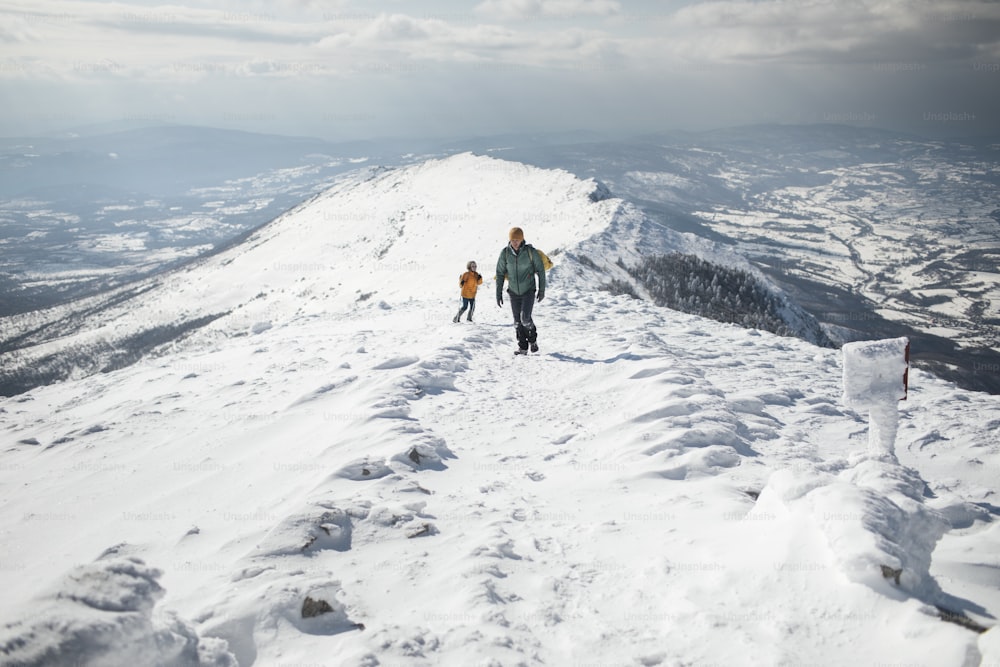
[508,290,537,350]
[458,297,476,319]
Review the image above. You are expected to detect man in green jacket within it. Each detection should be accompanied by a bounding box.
[496,226,546,355]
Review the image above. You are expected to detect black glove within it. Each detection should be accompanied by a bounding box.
[536,291,544,302]
[475,272,481,280]
[460,279,465,286]
[497,295,503,307]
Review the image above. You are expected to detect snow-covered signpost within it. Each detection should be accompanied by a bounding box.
[842,337,910,460]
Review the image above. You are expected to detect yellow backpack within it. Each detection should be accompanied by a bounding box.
[533,248,554,271]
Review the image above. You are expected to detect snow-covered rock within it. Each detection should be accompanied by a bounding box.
[0,553,235,666]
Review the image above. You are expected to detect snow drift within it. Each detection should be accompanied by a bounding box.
[0,552,235,666]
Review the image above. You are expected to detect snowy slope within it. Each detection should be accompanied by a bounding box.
[0,154,612,391]
[0,153,822,395]
[1,155,999,666]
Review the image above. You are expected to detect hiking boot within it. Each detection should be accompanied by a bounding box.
[530,342,539,353]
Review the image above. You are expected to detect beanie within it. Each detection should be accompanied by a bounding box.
[509,227,524,241]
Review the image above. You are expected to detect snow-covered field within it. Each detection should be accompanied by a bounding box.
[1,154,999,666]
[688,149,1000,351]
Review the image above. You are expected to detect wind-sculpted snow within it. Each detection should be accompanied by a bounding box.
[753,460,949,599]
[0,554,236,666]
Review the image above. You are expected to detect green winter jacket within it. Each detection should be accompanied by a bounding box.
[496,242,546,300]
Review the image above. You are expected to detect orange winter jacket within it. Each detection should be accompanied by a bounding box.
[460,271,483,299]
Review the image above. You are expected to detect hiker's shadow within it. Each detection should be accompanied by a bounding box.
[549,352,650,365]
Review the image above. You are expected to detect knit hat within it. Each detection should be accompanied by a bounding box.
[509,227,524,241]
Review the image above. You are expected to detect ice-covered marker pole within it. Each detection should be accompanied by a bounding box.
[842,337,910,459]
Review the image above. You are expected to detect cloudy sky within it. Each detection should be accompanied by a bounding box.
[1,0,999,139]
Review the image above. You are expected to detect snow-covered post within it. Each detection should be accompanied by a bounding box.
[842,337,910,459]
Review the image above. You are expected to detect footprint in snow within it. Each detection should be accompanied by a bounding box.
[652,445,742,480]
[474,539,523,560]
[525,470,546,482]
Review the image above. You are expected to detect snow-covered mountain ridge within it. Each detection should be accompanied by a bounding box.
[486,127,1000,393]
[0,153,819,396]
[1,153,999,666]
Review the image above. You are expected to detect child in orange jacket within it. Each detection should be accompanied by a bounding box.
[453,260,483,322]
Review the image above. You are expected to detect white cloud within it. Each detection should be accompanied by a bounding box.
[0,0,340,82]
[358,12,433,41]
[0,0,997,138]
[660,0,1000,66]
[474,0,620,21]
[11,0,993,85]
[317,12,608,71]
